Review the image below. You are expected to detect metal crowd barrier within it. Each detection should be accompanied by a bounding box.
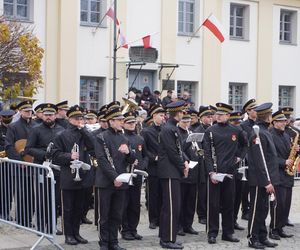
[0,158,63,250]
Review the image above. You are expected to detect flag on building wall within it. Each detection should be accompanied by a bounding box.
[105,7,120,26]
[202,14,225,43]
[119,27,128,48]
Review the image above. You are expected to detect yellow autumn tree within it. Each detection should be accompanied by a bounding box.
[0,16,44,103]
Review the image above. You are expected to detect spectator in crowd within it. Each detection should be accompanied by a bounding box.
[180,91,193,106]
[141,86,155,105]
[153,90,162,105]
[162,90,172,108]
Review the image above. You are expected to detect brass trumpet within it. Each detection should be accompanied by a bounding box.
[70,143,91,182]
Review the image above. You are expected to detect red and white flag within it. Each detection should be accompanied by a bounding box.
[202,14,225,43]
[119,27,128,49]
[105,7,120,26]
[142,35,152,48]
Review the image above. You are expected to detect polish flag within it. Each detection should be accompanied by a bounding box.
[119,28,128,48]
[142,35,152,48]
[202,14,225,43]
[106,7,120,26]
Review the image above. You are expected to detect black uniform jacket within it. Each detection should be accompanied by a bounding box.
[0,124,8,151]
[140,124,161,176]
[203,122,247,174]
[178,127,199,184]
[270,127,294,188]
[5,117,34,161]
[94,127,136,189]
[240,118,256,141]
[52,124,95,189]
[25,122,64,164]
[157,118,187,179]
[124,129,149,185]
[248,120,280,187]
[55,118,69,129]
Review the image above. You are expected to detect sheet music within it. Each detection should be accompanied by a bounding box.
[186,133,204,143]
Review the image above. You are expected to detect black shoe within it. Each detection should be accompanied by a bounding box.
[122,232,135,240]
[65,235,78,245]
[74,235,88,244]
[286,220,294,227]
[241,213,249,220]
[56,229,63,235]
[260,239,278,248]
[222,234,240,242]
[234,222,245,231]
[149,222,157,229]
[278,229,293,238]
[109,244,126,250]
[100,246,109,250]
[177,228,186,236]
[199,218,207,224]
[208,236,216,244]
[269,231,281,240]
[160,240,183,249]
[132,232,143,240]
[183,226,198,235]
[81,217,93,224]
[248,240,265,249]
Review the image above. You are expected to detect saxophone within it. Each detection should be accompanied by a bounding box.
[286,127,300,176]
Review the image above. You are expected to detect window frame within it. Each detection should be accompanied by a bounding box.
[278,85,295,109]
[80,0,106,28]
[279,9,297,45]
[228,82,248,111]
[229,3,250,41]
[178,0,198,36]
[80,76,105,110]
[3,0,32,22]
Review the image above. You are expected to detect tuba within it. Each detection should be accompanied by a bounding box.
[121,97,139,114]
[286,127,300,176]
[15,139,34,162]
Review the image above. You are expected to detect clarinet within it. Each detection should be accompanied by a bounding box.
[209,132,217,172]
[99,133,115,169]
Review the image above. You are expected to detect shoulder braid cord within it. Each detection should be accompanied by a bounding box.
[99,133,116,170]
[209,131,217,173]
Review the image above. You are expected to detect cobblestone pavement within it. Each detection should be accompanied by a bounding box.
[1,181,300,249]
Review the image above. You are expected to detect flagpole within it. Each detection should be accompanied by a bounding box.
[187,13,213,43]
[93,1,115,33]
[113,0,117,101]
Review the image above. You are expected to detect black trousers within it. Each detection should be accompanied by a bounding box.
[234,178,243,221]
[147,175,162,225]
[285,187,292,223]
[196,182,207,220]
[180,183,197,230]
[247,186,268,242]
[62,189,84,236]
[94,187,99,226]
[54,174,62,218]
[0,164,13,219]
[159,178,181,243]
[241,181,250,215]
[82,186,93,219]
[98,188,126,247]
[207,177,235,237]
[14,168,34,228]
[270,185,287,230]
[122,184,142,234]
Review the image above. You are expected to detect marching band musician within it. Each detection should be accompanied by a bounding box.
[121,111,149,241]
[247,103,279,249]
[158,100,189,250]
[52,105,94,245]
[5,100,35,227]
[55,100,69,129]
[189,108,200,131]
[177,111,199,236]
[228,111,247,231]
[33,103,44,125]
[140,104,166,230]
[203,103,247,245]
[269,110,294,239]
[0,109,15,220]
[281,107,299,227]
[94,105,136,250]
[240,99,258,221]
[25,103,64,234]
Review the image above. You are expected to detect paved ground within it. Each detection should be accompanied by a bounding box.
[1,182,300,249]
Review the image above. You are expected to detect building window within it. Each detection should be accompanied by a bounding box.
[280,10,297,44]
[80,77,105,110]
[228,82,247,111]
[3,0,30,20]
[178,0,195,35]
[177,81,197,105]
[80,0,103,26]
[230,4,249,40]
[278,86,294,109]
